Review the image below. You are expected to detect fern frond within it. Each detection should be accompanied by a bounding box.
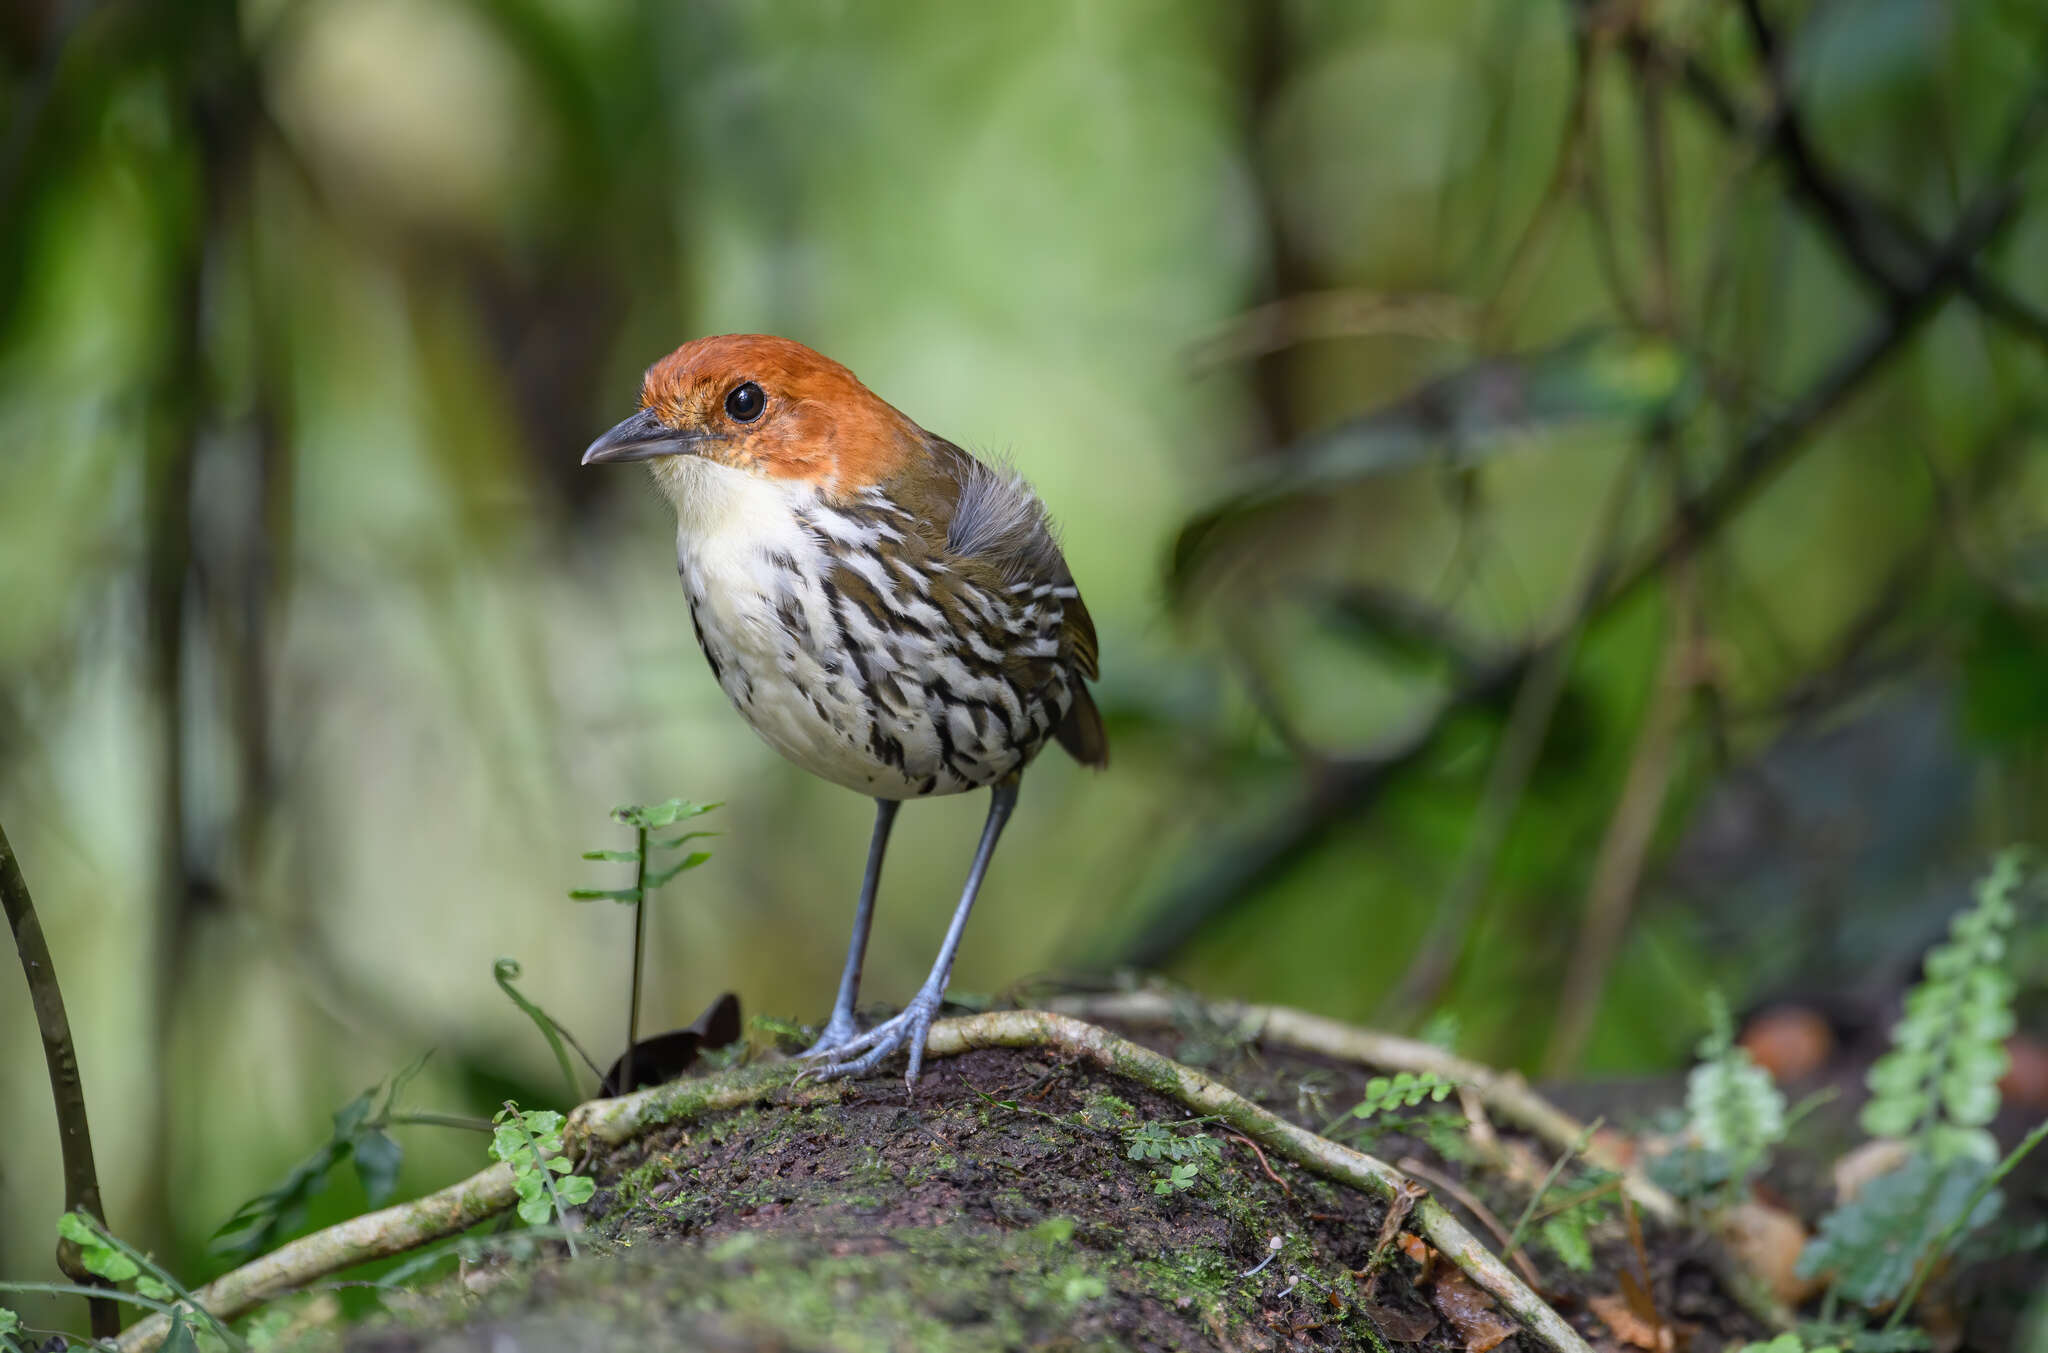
[1861,850,2023,1163]
[1683,991,1785,1195]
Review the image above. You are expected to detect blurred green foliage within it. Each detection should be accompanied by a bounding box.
[2,0,2046,1321]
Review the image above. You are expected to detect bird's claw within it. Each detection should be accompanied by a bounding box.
[798,989,943,1090]
[796,1011,863,1060]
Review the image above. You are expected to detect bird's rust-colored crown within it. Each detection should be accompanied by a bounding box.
[639,334,924,493]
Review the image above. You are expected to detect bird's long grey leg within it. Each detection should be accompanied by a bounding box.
[807,780,1019,1089]
[800,797,900,1058]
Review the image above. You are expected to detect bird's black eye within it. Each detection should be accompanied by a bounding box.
[724,381,765,423]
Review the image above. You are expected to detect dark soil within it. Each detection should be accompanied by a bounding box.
[344,1013,1777,1352]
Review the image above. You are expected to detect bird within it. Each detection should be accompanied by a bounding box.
[582,334,1106,1088]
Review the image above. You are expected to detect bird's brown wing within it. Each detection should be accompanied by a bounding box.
[910,437,1107,770]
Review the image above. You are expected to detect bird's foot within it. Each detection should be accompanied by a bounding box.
[800,986,945,1091]
[796,1009,864,1060]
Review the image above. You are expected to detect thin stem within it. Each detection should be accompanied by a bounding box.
[493,959,585,1105]
[1504,1119,1601,1258]
[75,1214,247,1353]
[623,825,649,1095]
[0,1283,186,1318]
[385,1111,494,1134]
[1,817,119,1341]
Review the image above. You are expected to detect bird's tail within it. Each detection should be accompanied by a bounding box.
[1056,684,1109,769]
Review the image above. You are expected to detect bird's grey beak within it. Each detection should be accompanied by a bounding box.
[581,408,709,466]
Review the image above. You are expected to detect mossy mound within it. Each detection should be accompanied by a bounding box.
[343,1020,1769,1352]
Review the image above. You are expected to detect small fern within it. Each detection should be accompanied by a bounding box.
[1796,851,2039,1321]
[1322,1071,1458,1136]
[1860,849,2022,1165]
[1122,1119,1222,1194]
[491,1103,596,1254]
[1535,1190,1615,1273]
[1683,990,1787,1202]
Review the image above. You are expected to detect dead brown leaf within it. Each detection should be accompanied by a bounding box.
[1363,1299,1437,1344]
[1589,1292,1674,1352]
[1395,1231,1435,1284]
[1717,1198,1823,1307]
[1429,1268,1520,1353]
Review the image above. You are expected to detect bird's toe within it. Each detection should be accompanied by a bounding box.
[798,997,940,1083]
[796,1012,865,1060]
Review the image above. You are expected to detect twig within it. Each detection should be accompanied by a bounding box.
[1384,438,1648,1016]
[1224,1131,1293,1196]
[111,1154,525,1353]
[1,816,119,1340]
[1354,1176,1426,1297]
[1482,19,1599,343]
[1542,550,1697,1075]
[387,1111,495,1134]
[114,1014,1597,1353]
[1187,291,1476,368]
[1396,1156,1544,1291]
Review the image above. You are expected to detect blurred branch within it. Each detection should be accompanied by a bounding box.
[1117,646,1533,970]
[1319,583,1497,680]
[1633,21,2048,355]
[1381,432,1650,1018]
[1576,29,1650,331]
[1,817,119,1341]
[1482,18,1600,342]
[1628,34,1678,332]
[1188,291,1477,368]
[1609,179,2024,608]
[1542,556,1699,1075]
[1132,63,2040,969]
[1241,0,1311,447]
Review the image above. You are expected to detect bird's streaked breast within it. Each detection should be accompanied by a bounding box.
[662,459,1074,799]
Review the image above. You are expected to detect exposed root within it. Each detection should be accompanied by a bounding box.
[118,1014,1599,1353]
[1049,991,1795,1331]
[1047,989,1679,1221]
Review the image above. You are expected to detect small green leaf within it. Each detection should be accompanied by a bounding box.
[557,1175,596,1206]
[646,852,712,887]
[1796,1151,2000,1306]
[58,1212,140,1282]
[491,1124,528,1163]
[331,1088,376,1139]
[0,1307,20,1335]
[353,1128,404,1205]
[135,1274,174,1301]
[516,1193,553,1226]
[1539,1214,1594,1272]
[568,887,641,903]
[580,850,640,862]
